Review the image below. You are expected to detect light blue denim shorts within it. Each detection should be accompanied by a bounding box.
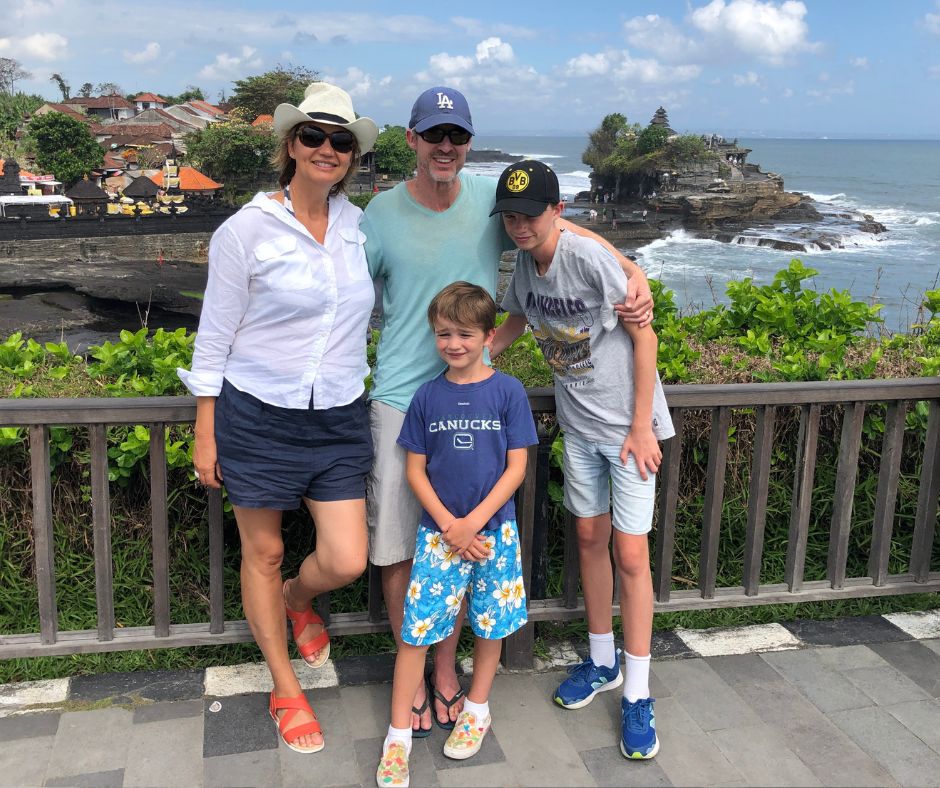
[562,431,656,535]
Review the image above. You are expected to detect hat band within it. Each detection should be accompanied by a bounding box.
[306,111,351,125]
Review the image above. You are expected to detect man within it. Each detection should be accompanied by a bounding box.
[361,87,653,736]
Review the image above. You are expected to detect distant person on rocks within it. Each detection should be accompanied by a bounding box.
[491,160,675,763]
[361,85,655,742]
[178,83,379,755]
[589,208,598,222]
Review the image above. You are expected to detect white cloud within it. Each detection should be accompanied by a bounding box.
[11,0,62,19]
[451,16,537,39]
[759,96,770,104]
[849,56,868,69]
[198,45,262,80]
[623,15,702,62]
[733,71,761,86]
[929,65,940,80]
[566,49,700,84]
[926,3,940,35]
[3,32,69,62]
[475,37,514,64]
[320,66,393,99]
[123,42,161,64]
[806,79,855,103]
[783,87,794,97]
[689,0,819,64]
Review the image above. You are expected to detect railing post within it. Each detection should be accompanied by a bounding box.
[28,425,57,646]
[744,405,776,596]
[654,409,683,603]
[700,407,731,599]
[869,401,906,585]
[786,403,820,592]
[90,424,115,641]
[911,399,940,582]
[150,424,170,637]
[503,443,538,670]
[827,402,865,589]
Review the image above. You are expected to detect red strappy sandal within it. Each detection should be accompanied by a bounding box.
[283,579,331,668]
[269,691,324,754]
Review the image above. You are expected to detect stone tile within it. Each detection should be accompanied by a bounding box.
[770,712,897,787]
[355,736,439,788]
[531,670,619,751]
[828,705,940,787]
[133,698,204,724]
[44,707,133,780]
[338,682,393,742]
[654,731,742,787]
[488,673,595,786]
[436,760,523,787]
[708,723,821,787]
[280,690,359,788]
[651,630,697,660]
[708,653,820,722]
[204,659,338,697]
[885,699,940,755]
[650,658,762,732]
[334,652,397,686]
[429,724,506,771]
[842,665,931,706]
[580,745,672,787]
[761,649,874,713]
[0,711,59,742]
[814,644,888,670]
[46,768,124,787]
[869,639,940,697]
[677,623,800,657]
[883,609,940,640]
[69,668,205,703]
[123,715,203,787]
[922,638,940,657]
[781,615,910,647]
[0,678,69,715]
[204,749,281,788]
[0,734,54,787]
[203,692,277,758]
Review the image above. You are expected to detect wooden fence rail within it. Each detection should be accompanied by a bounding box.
[2,377,939,668]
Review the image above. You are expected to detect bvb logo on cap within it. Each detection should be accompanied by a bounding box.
[506,170,529,192]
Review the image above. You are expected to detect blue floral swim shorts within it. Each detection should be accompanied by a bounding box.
[401,521,528,646]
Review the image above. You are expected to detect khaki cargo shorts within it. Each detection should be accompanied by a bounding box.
[367,400,423,566]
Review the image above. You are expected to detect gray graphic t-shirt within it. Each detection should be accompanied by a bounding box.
[501,231,675,444]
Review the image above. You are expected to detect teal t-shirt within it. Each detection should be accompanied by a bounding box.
[362,173,513,412]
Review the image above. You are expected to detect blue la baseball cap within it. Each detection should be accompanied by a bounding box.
[409,87,474,135]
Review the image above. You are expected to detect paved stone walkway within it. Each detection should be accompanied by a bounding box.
[1,618,940,787]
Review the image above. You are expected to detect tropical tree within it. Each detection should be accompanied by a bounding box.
[0,58,31,95]
[161,85,205,106]
[78,83,94,98]
[95,81,123,97]
[230,65,317,119]
[184,120,277,193]
[0,92,44,141]
[373,125,414,176]
[49,73,70,101]
[26,112,103,185]
[636,124,670,155]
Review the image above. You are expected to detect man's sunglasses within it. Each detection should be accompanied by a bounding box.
[295,125,356,153]
[417,126,472,145]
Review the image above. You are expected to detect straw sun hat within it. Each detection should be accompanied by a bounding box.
[273,82,378,154]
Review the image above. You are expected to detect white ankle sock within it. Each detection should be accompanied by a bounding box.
[623,651,651,702]
[462,697,490,721]
[588,631,617,669]
[384,725,412,755]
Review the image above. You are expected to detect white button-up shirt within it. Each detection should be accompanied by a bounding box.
[178,192,374,409]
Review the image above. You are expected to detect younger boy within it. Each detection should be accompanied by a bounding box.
[490,161,674,760]
[376,282,538,787]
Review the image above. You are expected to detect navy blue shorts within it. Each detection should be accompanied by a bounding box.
[215,379,373,510]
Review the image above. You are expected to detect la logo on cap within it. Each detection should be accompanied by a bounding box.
[437,93,454,109]
[507,170,529,192]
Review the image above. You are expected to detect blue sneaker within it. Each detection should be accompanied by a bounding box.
[553,656,623,709]
[620,697,659,759]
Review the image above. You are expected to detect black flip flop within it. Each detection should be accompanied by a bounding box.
[429,672,466,731]
[411,675,433,738]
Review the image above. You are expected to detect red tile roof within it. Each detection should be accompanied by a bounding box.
[133,93,167,104]
[38,102,89,121]
[187,99,226,117]
[252,114,274,127]
[65,95,135,110]
[149,166,222,191]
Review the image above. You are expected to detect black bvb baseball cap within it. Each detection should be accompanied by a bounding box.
[489,160,561,217]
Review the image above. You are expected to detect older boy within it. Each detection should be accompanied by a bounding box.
[491,161,675,760]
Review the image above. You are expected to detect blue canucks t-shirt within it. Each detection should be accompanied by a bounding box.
[397,370,538,532]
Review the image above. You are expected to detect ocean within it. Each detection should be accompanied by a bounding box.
[466,136,940,333]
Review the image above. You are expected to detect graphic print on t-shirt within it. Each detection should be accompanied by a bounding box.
[523,290,597,385]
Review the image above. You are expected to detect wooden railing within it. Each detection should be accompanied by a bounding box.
[2,378,938,668]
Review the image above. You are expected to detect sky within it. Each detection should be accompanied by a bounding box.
[2,0,939,138]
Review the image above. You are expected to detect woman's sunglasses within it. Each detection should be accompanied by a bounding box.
[295,125,356,153]
[417,126,472,145]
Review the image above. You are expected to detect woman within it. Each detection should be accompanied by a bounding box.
[178,82,379,754]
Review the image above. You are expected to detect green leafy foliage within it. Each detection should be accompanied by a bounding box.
[373,125,415,176]
[184,120,277,192]
[230,65,318,119]
[0,91,43,141]
[636,124,670,154]
[26,111,104,186]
